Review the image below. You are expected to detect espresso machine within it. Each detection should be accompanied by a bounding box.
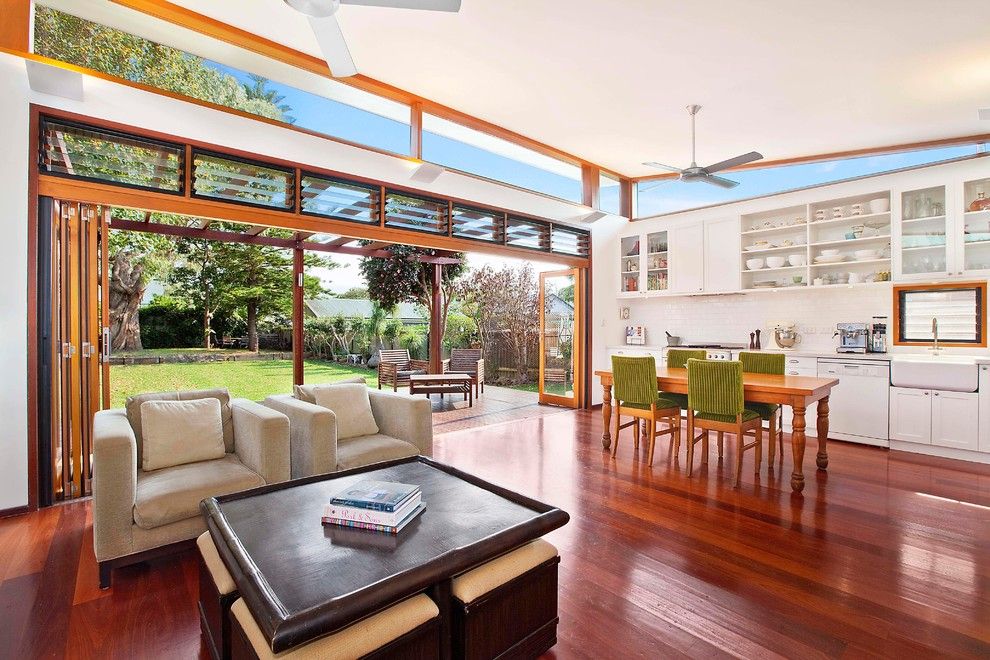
[869,316,888,353]
[834,322,869,353]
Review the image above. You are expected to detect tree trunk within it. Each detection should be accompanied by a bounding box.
[247,300,259,352]
[108,252,144,351]
[203,285,212,349]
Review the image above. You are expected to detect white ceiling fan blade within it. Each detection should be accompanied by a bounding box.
[340,0,461,10]
[308,14,358,77]
[642,161,684,174]
[638,178,678,194]
[704,151,763,174]
[701,174,739,189]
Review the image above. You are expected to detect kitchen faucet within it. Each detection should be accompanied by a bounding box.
[930,317,940,355]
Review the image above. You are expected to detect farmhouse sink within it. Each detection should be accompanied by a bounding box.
[889,355,979,392]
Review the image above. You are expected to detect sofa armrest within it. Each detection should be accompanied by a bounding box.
[263,395,337,478]
[92,409,137,562]
[368,389,433,457]
[231,399,290,483]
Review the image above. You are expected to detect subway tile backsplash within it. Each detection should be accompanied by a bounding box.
[623,287,892,352]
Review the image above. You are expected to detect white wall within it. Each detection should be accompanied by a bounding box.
[591,156,990,404]
[0,59,30,510]
[0,51,621,509]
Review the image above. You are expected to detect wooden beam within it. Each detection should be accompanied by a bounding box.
[410,102,423,160]
[0,0,30,51]
[429,263,443,375]
[244,226,267,236]
[193,218,213,230]
[619,178,634,219]
[581,164,600,209]
[323,236,353,247]
[292,247,304,386]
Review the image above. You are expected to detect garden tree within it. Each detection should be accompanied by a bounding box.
[168,239,225,349]
[219,241,330,352]
[35,7,290,122]
[359,245,465,350]
[455,264,539,382]
[243,74,295,124]
[336,287,369,299]
[106,210,177,351]
[444,309,479,351]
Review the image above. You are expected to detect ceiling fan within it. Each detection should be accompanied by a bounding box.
[642,105,763,189]
[284,0,462,78]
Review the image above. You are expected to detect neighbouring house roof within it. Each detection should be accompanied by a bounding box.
[305,296,426,323]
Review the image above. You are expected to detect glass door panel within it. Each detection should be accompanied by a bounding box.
[539,269,581,407]
[900,186,947,277]
[962,177,990,273]
[645,231,669,292]
[619,235,640,293]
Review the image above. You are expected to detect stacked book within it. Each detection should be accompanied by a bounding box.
[322,479,426,535]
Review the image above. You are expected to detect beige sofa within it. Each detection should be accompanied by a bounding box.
[263,379,432,479]
[93,388,290,588]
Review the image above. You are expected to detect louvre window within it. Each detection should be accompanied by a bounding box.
[384,193,449,234]
[506,217,551,250]
[39,118,184,193]
[551,226,590,256]
[300,175,380,224]
[450,206,504,243]
[192,151,294,210]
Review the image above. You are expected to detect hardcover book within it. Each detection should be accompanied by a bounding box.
[322,503,426,535]
[330,480,421,512]
[323,492,422,527]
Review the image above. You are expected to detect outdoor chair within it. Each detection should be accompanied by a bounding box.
[443,347,485,397]
[377,348,430,391]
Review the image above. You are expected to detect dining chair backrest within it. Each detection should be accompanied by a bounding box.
[738,351,785,375]
[687,358,744,416]
[611,355,658,407]
[667,349,706,369]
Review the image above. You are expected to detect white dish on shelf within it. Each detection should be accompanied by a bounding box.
[853,249,881,260]
[820,248,841,257]
[868,198,890,214]
[752,280,777,288]
[765,256,787,268]
[814,254,846,264]
[745,258,765,270]
[788,254,806,267]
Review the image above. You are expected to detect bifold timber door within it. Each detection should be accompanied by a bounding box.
[39,198,110,504]
[538,268,583,408]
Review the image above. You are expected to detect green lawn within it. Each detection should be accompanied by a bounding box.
[110,359,375,408]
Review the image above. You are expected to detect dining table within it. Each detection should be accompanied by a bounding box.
[595,367,839,493]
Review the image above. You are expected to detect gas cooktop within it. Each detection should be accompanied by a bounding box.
[684,343,748,349]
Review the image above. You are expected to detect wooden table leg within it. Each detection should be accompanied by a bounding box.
[790,402,807,493]
[602,383,612,449]
[816,396,829,470]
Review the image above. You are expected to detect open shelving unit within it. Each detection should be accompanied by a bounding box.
[740,193,892,290]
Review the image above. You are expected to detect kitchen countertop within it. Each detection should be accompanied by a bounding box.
[608,345,990,363]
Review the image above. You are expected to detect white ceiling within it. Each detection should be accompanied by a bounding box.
[159,1,990,176]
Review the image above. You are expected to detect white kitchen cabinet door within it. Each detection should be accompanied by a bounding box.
[670,222,705,293]
[889,387,932,444]
[931,390,979,451]
[979,365,990,453]
[704,217,741,292]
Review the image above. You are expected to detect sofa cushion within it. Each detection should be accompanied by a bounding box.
[134,454,264,530]
[126,388,234,465]
[140,398,226,471]
[336,434,420,471]
[397,369,427,377]
[293,377,367,404]
[452,539,558,603]
[313,384,379,440]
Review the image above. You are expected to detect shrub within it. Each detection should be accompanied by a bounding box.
[139,296,202,348]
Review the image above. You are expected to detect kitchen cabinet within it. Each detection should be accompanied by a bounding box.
[669,222,705,293]
[704,217,741,292]
[931,391,980,451]
[889,386,979,450]
[889,386,932,444]
[979,365,990,453]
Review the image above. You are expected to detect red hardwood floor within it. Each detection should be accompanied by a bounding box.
[2,409,988,659]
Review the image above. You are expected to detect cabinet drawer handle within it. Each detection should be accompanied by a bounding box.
[934,392,940,396]
[924,392,929,396]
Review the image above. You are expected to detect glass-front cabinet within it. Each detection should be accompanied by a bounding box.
[961,177,990,274]
[619,235,641,294]
[897,185,949,278]
[645,231,669,292]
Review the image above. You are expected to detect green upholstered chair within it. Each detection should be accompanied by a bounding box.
[610,355,681,466]
[663,349,706,412]
[739,351,786,468]
[685,359,763,486]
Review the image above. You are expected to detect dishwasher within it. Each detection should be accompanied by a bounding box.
[817,358,890,447]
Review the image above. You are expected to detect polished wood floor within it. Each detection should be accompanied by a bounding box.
[2,409,988,659]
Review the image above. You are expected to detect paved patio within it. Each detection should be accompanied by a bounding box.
[415,384,573,433]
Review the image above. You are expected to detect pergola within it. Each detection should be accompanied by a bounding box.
[109,214,461,382]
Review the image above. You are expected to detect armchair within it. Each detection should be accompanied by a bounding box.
[92,389,289,588]
[377,349,430,391]
[444,348,485,397]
